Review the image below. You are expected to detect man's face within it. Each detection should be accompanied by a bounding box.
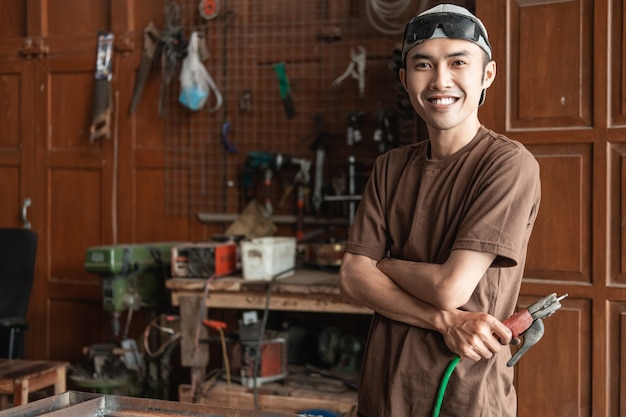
[400,37,495,133]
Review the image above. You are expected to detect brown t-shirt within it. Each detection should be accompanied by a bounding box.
[344,126,541,417]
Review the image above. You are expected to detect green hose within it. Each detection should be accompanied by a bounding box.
[431,355,461,417]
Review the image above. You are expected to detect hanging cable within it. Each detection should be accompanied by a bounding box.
[143,314,182,358]
[365,0,413,35]
[252,266,296,410]
[431,355,461,417]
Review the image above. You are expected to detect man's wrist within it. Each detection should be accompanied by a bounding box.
[433,308,457,334]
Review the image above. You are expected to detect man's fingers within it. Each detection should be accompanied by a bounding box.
[492,320,513,345]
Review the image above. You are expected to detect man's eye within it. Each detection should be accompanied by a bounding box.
[452,60,467,66]
[415,62,431,69]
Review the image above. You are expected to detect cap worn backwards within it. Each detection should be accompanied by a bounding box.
[401,4,492,63]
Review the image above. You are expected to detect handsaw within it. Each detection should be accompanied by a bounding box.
[89,31,114,143]
[128,22,161,115]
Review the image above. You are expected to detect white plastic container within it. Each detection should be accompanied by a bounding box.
[241,237,296,281]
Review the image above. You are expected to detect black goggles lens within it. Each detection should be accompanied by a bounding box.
[404,13,486,45]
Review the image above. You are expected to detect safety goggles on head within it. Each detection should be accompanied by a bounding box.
[401,12,492,62]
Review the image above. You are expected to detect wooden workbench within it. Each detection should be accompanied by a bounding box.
[165,268,367,416]
[166,268,372,315]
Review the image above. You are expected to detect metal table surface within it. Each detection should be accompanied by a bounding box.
[0,391,299,417]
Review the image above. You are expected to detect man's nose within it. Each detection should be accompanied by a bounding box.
[430,66,452,90]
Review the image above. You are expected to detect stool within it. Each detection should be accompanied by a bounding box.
[0,359,69,409]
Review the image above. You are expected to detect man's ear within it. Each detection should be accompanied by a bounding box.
[482,60,496,89]
[399,68,408,91]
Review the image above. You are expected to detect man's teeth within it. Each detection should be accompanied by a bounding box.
[430,97,456,105]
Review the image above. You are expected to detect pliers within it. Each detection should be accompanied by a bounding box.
[502,293,568,367]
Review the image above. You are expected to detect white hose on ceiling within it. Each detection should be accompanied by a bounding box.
[365,0,414,35]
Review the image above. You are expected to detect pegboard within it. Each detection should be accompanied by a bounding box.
[161,0,449,217]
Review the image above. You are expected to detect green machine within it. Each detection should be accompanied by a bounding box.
[78,242,182,396]
[84,242,180,335]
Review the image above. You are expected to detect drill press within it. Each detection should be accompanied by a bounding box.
[84,242,179,337]
[74,242,181,395]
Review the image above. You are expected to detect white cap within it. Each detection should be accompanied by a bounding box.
[401,4,492,63]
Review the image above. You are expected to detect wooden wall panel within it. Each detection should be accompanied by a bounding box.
[0,0,26,39]
[47,299,110,362]
[47,1,110,35]
[607,301,626,417]
[508,0,592,130]
[0,73,21,145]
[0,67,23,226]
[134,168,189,241]
[49,169,102,283]
[50,70,94,149]
[515,296,590,417]
[610,0,626,126]
[133,74,165,148]
[523,144,591,282]
[0,167,21,227]
[609,144,626,285]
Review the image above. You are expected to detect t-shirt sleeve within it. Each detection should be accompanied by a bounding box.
[343,154,390,261]
[453,147,541,267]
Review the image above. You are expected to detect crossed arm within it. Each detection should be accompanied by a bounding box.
[338,251,513,361]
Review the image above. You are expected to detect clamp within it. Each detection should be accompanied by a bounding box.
[503,293,568,367]
[332,46,367,98]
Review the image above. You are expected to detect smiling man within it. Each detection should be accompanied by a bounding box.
[339,4,541,417]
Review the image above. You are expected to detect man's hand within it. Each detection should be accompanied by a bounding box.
[441,309,512,361]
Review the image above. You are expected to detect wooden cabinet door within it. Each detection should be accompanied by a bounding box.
[0,0,119,360]
[0,0,194,363]
[0,60,36,231]
[478,0,600,415]
[0,0,130,361]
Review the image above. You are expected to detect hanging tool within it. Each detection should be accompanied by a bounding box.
[199,0,221,20]
[310,116,330,214]
[128,22,161,115]
[89,31,114,143]
[272,62,298,119]
[502,293,568,366]
[332,46,366,98]
[221,121,237,154]
[346,112,364,145]
[289,158,311,240]
[241,151,290,216]
[158,0,187,117]
[373,110,397,153]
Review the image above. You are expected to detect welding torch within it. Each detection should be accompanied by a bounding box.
[501,292,568,366]
[432,293,568,417]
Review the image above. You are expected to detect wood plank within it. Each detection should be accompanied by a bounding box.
[179,296,209,368]
[167,269,343,294]
[179,382,357,417]
[167,269,371,314]
[169,289,370,315]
